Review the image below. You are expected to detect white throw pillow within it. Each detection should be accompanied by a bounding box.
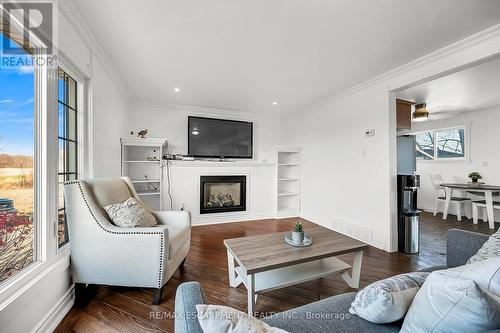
[196,304,289,333]
[400,257,500,333]
[103,197,157,228]
[348,272,429,323]
[467,229,500,264]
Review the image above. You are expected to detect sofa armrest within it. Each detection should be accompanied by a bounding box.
[446,229,489,267]
[175,282,207,333]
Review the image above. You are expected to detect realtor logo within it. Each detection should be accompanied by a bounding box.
[1,0,57,69]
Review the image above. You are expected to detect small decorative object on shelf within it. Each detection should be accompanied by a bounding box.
[137,129,148,138]
[468,171,484,187]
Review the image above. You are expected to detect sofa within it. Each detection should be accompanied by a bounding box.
[174,229,490,333]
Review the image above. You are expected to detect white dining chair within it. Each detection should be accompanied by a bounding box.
[472,200,499,229]
[429,174,471,220]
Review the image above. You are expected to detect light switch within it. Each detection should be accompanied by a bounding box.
[364,129,375,137]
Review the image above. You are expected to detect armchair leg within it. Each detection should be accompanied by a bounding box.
[152,286,164,305]
[74,283,88,308]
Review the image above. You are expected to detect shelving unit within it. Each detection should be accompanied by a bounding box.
[121,137,168,210]
[267,146,302,218]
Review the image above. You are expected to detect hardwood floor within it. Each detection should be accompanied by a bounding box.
[54,213,497,333]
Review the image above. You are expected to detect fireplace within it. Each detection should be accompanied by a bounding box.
[200,175,246,214]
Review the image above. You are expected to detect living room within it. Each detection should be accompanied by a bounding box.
[0,1,500,333]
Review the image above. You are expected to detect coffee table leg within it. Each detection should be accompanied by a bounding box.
[340,250,363,289]
[227,250,242,287]
[247,274,255,316]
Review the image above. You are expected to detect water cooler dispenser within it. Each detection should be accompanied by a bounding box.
[397,175,420,254]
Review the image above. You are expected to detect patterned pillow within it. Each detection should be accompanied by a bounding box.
[196,304,289,333]
[467,229,500,264]
[349,272,429,324]
[103,197,157,228]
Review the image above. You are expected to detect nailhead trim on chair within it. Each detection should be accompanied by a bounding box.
[65,180,165,288]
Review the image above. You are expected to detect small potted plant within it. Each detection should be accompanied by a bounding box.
[468,172,482,183]
[292,221,304,243]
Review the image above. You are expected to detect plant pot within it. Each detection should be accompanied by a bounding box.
[292,231,304,243]
[471,178,479,183]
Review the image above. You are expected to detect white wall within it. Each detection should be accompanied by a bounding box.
[285,83,391,249]
[128,103,285,160]
[90,59,131,177]
[412,106,500,221]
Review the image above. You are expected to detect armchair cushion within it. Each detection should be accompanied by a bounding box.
[103,197,157,228]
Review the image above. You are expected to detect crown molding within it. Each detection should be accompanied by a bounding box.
[290,23,500,117]
[57,0,130,97]
[132,98,282,118]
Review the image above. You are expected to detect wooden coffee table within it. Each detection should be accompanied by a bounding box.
[224,225,368,315]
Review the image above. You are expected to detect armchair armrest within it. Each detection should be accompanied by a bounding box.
[446,229,489,267]
[152,210,191,228]
[175,282,207,333]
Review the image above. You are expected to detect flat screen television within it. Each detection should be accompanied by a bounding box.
[188,116,253,158]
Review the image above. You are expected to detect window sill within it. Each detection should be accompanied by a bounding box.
[0,254,70,310]
[417,159,471,164]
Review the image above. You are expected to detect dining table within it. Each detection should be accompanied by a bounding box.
[440,183,500,228]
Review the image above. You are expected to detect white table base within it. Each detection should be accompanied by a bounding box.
[227,250,363,316]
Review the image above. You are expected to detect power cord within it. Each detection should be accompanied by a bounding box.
[165,159,173,210]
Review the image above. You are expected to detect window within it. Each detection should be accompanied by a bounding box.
[415,127,466,160]
[0,33,36,283]
[57,68,78,247]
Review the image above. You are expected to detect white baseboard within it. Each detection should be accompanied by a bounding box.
[35,286,75,333]
[192,212,277,226]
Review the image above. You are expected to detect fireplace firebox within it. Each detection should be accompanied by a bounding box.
[200,175,246,214]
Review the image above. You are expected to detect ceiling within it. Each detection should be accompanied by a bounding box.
[396,56,500,119]
[72,0,500,114]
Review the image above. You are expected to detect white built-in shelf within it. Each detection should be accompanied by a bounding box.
[277,192,299,197]
[235,258,350,293]
[121,137,168,210]
[268,146,302,218]
[131,179,160,183]
[137,192,161,196]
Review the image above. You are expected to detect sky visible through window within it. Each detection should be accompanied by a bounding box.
[0,33,34,156]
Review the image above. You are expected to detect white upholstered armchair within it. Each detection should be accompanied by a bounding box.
[64,177,191,304]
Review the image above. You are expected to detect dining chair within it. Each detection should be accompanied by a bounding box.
[472,200,499,229]
[429,174,471,220]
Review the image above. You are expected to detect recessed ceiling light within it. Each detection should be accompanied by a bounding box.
[272,102,278,106]
[173,88,181,93]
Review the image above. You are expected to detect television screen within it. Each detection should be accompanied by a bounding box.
[188,116,253,158]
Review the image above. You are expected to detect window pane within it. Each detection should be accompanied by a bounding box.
[58,140,77,174]
[416,132,434,160]
[67,76,77,110]
[0,33,36,283]
[437,128,465,159]
[57,68,78,248]
[58,69,65,103]
[58,104,65,138]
